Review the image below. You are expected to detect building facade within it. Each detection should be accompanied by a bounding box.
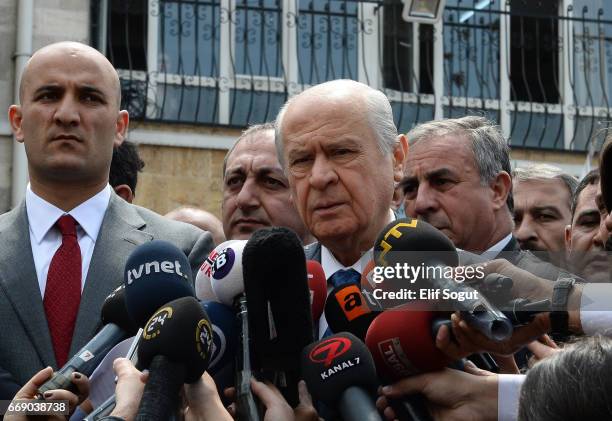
[1,0,610,214]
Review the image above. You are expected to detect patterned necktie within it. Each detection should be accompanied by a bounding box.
[44,215,82,367]
[329,269,361,288]
[322,269,362,338]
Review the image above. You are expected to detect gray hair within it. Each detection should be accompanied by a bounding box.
[222,122,275,178]
[518,335,612,421]
[274,80,398,168]
[513,164,578,209]
[407,116,514,211]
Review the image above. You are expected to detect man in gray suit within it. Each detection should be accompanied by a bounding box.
[1,41,213,385]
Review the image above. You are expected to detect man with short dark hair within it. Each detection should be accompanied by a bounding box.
[0,41,213,385]
[109,140,144,203]
[222,123,313,243]
[565,170,609,282]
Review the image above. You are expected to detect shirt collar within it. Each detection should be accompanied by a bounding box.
[319,209,394,278]
[26,184,112,244]
[321,246,373,279]
[482,232,513,258]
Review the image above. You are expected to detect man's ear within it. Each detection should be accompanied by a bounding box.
[392,134,408,183]
[490,171,512,210]
[114,110,129,147]
[564,224,572,253]
[113,184,134,203]
[8,105,24,143]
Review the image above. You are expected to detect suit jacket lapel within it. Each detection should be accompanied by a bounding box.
[70,194,152,355]
[0,203,56,367]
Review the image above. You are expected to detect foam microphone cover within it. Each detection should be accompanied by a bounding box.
[325,284,381,341]
[307,260,327,321]
[124,240,195,327]
[365,304,451,381]
[207,240,248,306]
[373,217,458,267]
[101,284,139,335]
[243,227,313,370]
[301,332,378,406]
[202,301,238,375]
[138,296,213,383]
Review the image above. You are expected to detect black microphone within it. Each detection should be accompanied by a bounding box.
[124,240,196,328]
[38,285,138,396]
[135,296,213,421]
[373,217,513,342]
[324,283,381,340]
[302,332,382,421]
[243,227,314,407]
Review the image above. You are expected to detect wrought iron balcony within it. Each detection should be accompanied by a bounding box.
[91,0,612,151]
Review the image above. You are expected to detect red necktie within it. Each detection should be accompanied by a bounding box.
[44,215,82,367]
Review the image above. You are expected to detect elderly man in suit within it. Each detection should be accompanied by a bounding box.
[274,79,407,338]
[1,41,213,386]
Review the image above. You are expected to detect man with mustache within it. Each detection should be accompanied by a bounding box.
[564,170,611,282]
[222,122,313,243]
[512,164,577,267]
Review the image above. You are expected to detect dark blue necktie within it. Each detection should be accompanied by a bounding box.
[328,268,361,288]
[322,269,362,338]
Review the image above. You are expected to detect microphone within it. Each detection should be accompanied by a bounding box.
[324,283,381,340]
[38,285,138,396]
[204,240,258,420]
[202,301,238,376]
[373,218,513,342]
[196,240,244,301]
[365,306,451,381]
[365,306,449,421]
[301,332,382,421]
[136,296,213,421]
[307,260,327,321]
[124,240,196,328]
[243,227,314,406]
[207,240,248,306]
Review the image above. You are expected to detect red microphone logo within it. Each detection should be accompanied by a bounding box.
[309,337,352,367]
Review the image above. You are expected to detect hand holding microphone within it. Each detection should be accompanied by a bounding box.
[37,284,137,398]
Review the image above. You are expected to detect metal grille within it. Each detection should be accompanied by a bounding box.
[92,0,612,151]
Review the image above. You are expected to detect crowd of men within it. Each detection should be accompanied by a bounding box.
[1,40,612,421]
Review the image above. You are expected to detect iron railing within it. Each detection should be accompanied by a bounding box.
[91,0,612,151]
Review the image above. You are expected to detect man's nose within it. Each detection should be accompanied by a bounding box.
[412,184,439,217]
[514,217,538,246]
[309,155,338,190]
[235,179,261,212]
[53,96,80,127]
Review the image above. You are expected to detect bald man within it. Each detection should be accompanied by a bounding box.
[166,206,226,246]
[1,42,213,384]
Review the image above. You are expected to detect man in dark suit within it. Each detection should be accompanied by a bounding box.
[274,80,407,339]
[400,116,561,280]
[1,41,213,385]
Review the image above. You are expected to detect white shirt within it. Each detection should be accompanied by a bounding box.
[25,184,111,296]
[460,232,513,260]
[317,209,395,338]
